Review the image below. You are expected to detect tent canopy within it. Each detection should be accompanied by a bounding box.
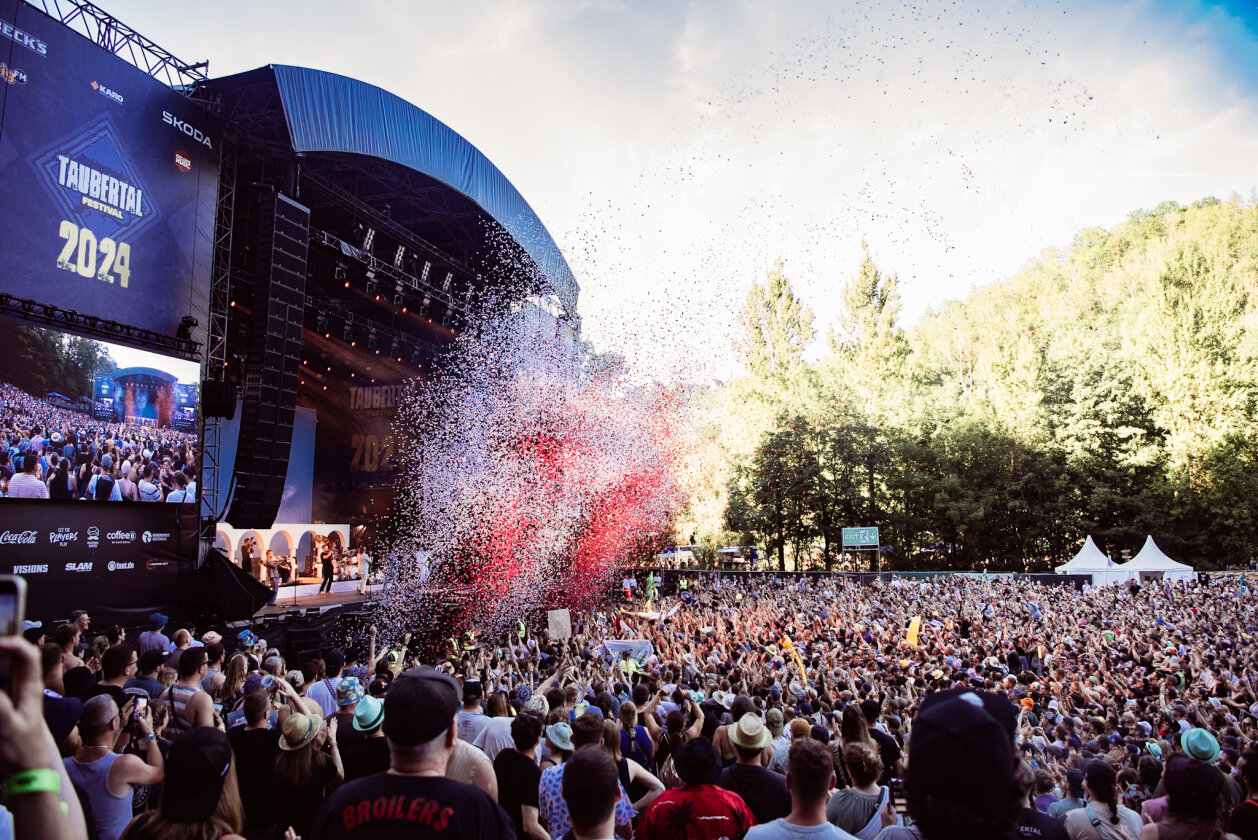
[1056,535,1129,585]
[1124,536,1195,580]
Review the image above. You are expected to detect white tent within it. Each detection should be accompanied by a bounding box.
[1124,536,1196,582]
[1056,535,1129,585]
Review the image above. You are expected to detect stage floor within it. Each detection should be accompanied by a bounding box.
[254,588,373,616]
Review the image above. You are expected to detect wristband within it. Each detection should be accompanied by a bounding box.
[3,769,61,801]
[145,732,157,743]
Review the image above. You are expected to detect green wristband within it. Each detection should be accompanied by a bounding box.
[4,768,61,800]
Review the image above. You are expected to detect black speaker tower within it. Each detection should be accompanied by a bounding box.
[227,191,310,528]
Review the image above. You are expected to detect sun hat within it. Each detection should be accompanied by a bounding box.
[336,677,365,707]
[383,666,461,746]
[237,629,258,647]
[1181,728,1220,763]
[201,631,223,646]
[353,695,385,732]
[162,728,233,823]
[546,721,574,751]
[729,712,771,750]
[279,707,325,751]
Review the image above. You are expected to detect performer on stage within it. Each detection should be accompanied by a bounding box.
[357,547,372,595]
[265,550,281,605]
[318,542,335,594]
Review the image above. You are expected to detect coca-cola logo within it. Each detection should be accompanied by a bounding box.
[0,530,38,545]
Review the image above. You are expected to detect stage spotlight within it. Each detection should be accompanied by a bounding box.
[316,312,327,333]
[410,349,422,366]
[334,264,347,285]
[443,272,453,293]
[367,327,377,352]
[394,245,406,268]
[419,296,430,318]
[342,321,354,343]
[389,337,400,358]
[393,285,404,307]
[420,261,431,283]
[365,270,378,297]
[362,227,376,253]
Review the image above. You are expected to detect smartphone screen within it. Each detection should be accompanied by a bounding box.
[890,778,908,815]
[133,696,148,719]
[0,576,28,698]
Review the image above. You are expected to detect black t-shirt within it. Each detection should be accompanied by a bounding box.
[1018,806,1069,840]
[228,726,280,826]
[717,763,791,825]
[868,728,903,785]
[1230,800,1258,840]
[342,737,391,782]
[276,751,341,838]
[493,749,541,839]
[308,773,517,839]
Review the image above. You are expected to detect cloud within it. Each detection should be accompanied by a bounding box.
[109,0,1258,382]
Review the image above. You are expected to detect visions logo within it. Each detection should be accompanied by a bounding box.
[12,564,48,574]
[90,80,124,105]
[174,150,192,173]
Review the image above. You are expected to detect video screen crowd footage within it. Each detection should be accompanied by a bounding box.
[0,322,199,504]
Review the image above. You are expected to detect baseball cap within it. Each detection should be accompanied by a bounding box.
[383,666,460,746]
[765,707,784,735]
[162,728,233,823]
[43,695,83,747]
[908,690,1016,814]
[149,612,168,630]
[462,680,483,701]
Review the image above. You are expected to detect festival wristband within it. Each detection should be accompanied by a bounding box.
[3,769,61,801]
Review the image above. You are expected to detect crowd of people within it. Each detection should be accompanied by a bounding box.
[0,383,198,501]
[4,570,1258,840]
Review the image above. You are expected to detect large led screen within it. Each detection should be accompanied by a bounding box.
[0,0,218,345]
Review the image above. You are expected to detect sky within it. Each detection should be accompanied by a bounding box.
[106,0,1258,381]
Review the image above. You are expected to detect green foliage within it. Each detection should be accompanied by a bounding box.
[698,198,1258,570]
[0,324,116,400]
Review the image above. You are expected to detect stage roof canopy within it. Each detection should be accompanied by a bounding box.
[201,64,578,316]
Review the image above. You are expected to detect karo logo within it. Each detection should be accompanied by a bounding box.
[65,562,93,573]
[90,80,124,105]
[87,526,100,548]
[12,564,49,574]
[107,561,135,572]
[107,530,136,544]
[0,530,38,545]
[142,530,171,544]
[48,528,79,548]
[174,150,192,173]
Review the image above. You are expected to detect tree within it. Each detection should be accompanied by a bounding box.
[735,260,815,389]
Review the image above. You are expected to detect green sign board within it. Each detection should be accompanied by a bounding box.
[842,526,880,548]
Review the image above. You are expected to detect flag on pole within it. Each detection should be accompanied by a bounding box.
[1164,579,1173,602]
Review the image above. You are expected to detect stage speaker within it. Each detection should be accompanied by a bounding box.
[227,192,310,529]
[202,380,237,419]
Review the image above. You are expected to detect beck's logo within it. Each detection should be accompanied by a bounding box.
[162,111,212,149]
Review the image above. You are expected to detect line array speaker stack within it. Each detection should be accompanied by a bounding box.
[227,192,310,528]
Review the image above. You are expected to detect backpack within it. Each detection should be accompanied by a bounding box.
[94,473,115,500]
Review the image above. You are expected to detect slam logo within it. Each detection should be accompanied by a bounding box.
[90,80,124,105]
[65,562,93,573]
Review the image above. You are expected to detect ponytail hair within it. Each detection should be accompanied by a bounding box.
[1085,760,1120,824]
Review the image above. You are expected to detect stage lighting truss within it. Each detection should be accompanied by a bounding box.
[0,292,199,359]
[393,284,405,308]
[308,296,438,371]
[311,227,464,319]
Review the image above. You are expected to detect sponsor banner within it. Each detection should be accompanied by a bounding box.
[0,499,193,626]
[0,0,218,346]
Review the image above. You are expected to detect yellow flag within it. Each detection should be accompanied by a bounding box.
[781,636,808,679]
[907,616,922,649]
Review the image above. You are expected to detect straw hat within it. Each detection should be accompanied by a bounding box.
[729,712,771,750]
[279,708,325,751]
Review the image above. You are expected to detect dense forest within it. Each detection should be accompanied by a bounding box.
[0,324,116,401]
[678,197,1258,571]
